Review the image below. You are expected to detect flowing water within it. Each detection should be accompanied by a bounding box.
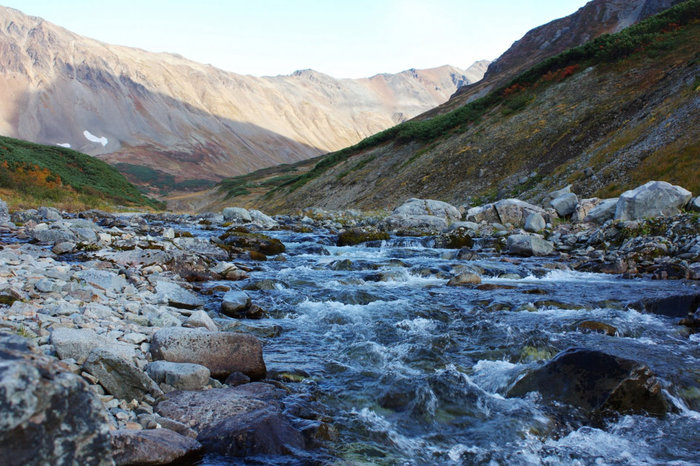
[197,227,700,465]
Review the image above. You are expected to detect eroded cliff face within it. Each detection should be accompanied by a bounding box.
[0,6,486,181]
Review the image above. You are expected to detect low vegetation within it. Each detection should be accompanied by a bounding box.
[115,163,215,195]
[0,135,162,210]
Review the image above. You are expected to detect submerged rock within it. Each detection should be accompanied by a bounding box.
[0,332,112,465]
[337,228,389,246]
[508,348,668,417]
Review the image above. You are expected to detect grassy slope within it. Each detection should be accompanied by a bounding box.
[243,1,699,212]
[0,135,163,211]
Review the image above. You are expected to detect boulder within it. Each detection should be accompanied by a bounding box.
[51,327,135,364]
[392,198,461,223]
[381,214,448,233]
[447,272,482,286]
[467,199,546,227]
[571,198,601,222]
[111,428,202,466]
[0,198,9,223]
[615,181,692,221]
[74,269,128,294]
[30,228,76,244]
[146,361,211,391]
[583,198,618,224]
[222,207,252,223]
[150,327,266,379]
[184,310,218,331]
[506,234,554,256]
[690,197,700,212]
[550,192,578,217]
[337,228,389,246]
[84,348,163,401]
[630,293,700,318]
[155,280,204,309]
[156,384,305,457]
[543,185,572,206]
[508,348,668,417]
[524,212,546,233]
[221,290,251,316]
[0,332,111,465]
[248,209,278,228]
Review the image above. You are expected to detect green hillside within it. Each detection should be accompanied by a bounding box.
[0,135,163,211]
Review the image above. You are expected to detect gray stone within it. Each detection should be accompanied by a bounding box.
[36,206,62,222]
[150,327,266,379]
[615,181,692,221]
[381,214,448,233]
[689,197,700,212]
[155,280,204,310]
[222,207,252,223]
[550,192,579,217]
[35,278,57,293]
[221,290,251,316]
[52,241,76,255]
[184,310,218,331]
[111,428,202,466]
[156,384,304,457]
[572,198,601,222]
[75,269,128,294]
[84,348,163,402]
[0,197,8,223]
[543,185,572,206]
[583,198,618,224]
[146,361,211,391]
[507,234,554,256]
[392,199,461,223]
[248,209,278,228]
[0,332,112,466]
[31,228,77,244]
[447,272,482,286]
[524,212,546,233]
[467,199,546,227]
[51,327,135,364]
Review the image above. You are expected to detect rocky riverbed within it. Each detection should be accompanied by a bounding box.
[0,180,699,464]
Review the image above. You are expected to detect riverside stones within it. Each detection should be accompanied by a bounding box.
[507,234,554,256]
[146,361,211,391]
[583,198,617,224]
[223,207,252,223]
[550,192,578,218]
[524,212,546,233]
[0,197,8,224]
[467,199,546,227]
[84,348,163,402]
[508,348,668,418]
[221,290,252,316]
[615,181,692,221]
[392,198,461,223]
[111,428,202,466]
[150,327,266,379]
[155,280,204,309]
[51,327,135,364]
[0,332,112,465]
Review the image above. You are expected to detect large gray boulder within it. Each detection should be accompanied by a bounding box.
[156,384,305,457]
[248,209,278,228]
[524,212,546,233]
[508,348,668,417]
[111,429,202,466]
[155,280,204,310]
[392,198,461,223]
[583,198,618,224]
[381,214,448,233]
[222,207,252,223]
[150,327,266,379]
[467,199,546,227]
[146,361,211,391]
[84,348,163,402]
[550,192,578,217]
[615,181,692,221]
[51,327,135,364]
[507,234,554,256]
[30,228,77,244]
[0,332,112,465]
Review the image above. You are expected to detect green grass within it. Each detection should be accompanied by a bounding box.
[115,163,215,194]
[276,0,699,192]
[0,135,162,209]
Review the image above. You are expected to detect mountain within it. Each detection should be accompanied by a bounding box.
[0,6,487,186]
[241,0,699,213]
[446,0,684,111]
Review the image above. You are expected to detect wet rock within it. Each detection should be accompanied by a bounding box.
[524,212,546,233]
[218,230,285,256]
[150,327,266,380]
[577,321,618,336]
[0,332,111,465]
[583,198,618,224]
[507,234,554,256]
[111,428,202,466]
[337,228,389,246]
[631,293,700,318]
[224,371,251,386]
[221,290,251,316]
[155,280,204,309]
[156,385,305,457]
[615,181,692,221]
[84,348,163,402]
[222,207,252,223]
[392,198,461,223]
[508,348,668,417]
[51,327,135,364]
[146,361,211,391]
[550,192,578,218]
[447,272,482,286]
[435,226,474,249]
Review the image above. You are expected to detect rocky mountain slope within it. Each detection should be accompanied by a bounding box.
[248,0,699,213]
[0,6,486,184]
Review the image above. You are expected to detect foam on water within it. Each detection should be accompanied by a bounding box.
[471,359,522,393]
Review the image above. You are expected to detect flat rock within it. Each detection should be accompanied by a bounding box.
[150,327,266,379]
[155,280,204,309]
[75,269,128,294]
[0,332,111,465]
[111,428,202,466]
[51,327,135,364]
[146,361,211,391]
[84,348,163,402]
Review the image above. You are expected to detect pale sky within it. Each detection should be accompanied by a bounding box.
[2,0,590,78]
